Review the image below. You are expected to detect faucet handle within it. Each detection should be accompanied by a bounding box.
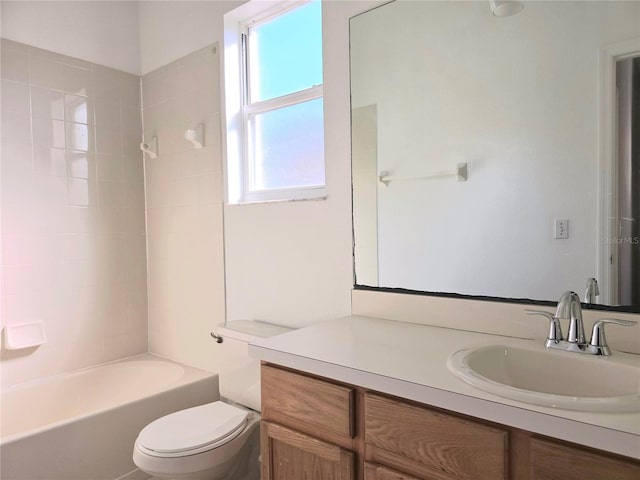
[589,319,637,354]
[525,309,563,342]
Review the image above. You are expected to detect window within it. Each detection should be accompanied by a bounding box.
[224,0,325,204]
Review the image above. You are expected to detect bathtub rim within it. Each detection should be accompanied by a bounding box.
[1,353,217,445]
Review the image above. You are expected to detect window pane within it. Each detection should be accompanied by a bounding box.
[249,1,322,102]
[248,98,325,191]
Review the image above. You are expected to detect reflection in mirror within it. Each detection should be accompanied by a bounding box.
[350,0,640,310]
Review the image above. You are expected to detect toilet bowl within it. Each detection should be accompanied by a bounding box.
[133,401,260,480]
[132,320,291,480]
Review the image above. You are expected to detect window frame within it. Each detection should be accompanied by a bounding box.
[223,0,326,205]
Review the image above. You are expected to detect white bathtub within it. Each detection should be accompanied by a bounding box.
[1,354,219,480]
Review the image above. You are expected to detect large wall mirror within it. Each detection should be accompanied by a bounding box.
[350,0,640,311]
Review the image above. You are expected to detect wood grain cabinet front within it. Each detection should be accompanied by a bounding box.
[261,364,356,448]
[364,393,508,480]
[529,437,640,480]
[364,462,423,480]
[260,364,640,480]
[261,421,355,480]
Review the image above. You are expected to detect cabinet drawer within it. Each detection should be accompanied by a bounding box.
[530,437,640,480]
[364,462,424,480]
[365,393,508,480]
[261,365,355,445]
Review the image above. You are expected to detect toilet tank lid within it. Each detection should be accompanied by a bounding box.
[218,320,293,342]
[137,401,248,454]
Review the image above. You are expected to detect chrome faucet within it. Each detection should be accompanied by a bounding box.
[555,291,586,344]
[526,291,636,356]
[584,277,599,304]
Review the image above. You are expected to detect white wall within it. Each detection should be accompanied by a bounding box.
[0,1,141,75]
[137,1,242,75]
[223,1,381,327]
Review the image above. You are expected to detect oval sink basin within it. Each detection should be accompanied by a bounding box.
[448,345,640,412]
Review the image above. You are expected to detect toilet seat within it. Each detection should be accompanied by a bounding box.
[136,401,250,458]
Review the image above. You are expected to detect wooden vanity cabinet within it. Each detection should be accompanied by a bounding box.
[364,462,422,480]
[528,437,640,480]
[260,364,640,480]
[364,392,508,480]
[260,364,357,480]
[261,421,355,480]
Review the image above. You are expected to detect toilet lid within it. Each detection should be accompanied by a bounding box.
[137,401,249,454]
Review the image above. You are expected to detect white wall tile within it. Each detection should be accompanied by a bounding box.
[63,64,91,96]
[29,46,62,62]
[96,126,121,154]
[144,45,224,371]
[123,154,144,182]
[142,75,165,108]
[2,111,32,145]
[198,174,221,205]
[121,106,142,153]
[104,334,129,362]
[34,145,66,177]
[32,117,65,148]
[120,74,141,108]
[35,174,68,206]
[97,181,125,209]
[2,80,31,114]
[66,151,94,179]
[2,142,34,179]
[2,263,44,296]
[65,122,92,151]
[1,38,28,53]
[67,177,94,206]
[31,87,64,119]
[97,154,124,182]
[1,44,147,387]
[64,94,93,124]
[29,55,63,90]
[196,145,222,175]
[92,64,121,101]
[95,206,127,234]
[94,99,121,128]
[1,48,30,83]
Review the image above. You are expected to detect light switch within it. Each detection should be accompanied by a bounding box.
[554,219,569,239]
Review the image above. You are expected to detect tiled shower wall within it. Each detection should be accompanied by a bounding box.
[0,39,148,386]
[142,45,225,371]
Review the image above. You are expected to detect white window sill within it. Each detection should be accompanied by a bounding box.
[226,195,328,207]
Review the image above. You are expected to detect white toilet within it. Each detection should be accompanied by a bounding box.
[133,321,291,480]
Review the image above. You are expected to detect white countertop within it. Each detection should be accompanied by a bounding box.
[249,315,640,460]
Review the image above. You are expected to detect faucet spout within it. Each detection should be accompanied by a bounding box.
[585,278,599,304]
[527,291,635,356]
[555,291,586,344]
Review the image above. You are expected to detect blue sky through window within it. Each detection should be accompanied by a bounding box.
[249,0,323,102]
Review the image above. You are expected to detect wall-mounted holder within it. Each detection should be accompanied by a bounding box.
[185,124,204,149]
[379,162,468,186]
[140,136,159,159]
[4,321,47,350]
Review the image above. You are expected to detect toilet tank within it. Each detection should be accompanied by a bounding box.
[216,320,292,412]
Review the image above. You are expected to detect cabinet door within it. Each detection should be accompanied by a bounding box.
[261,421,355,480]
[364,462,425,480]
[365,393,508,480]
[530,437,640,480]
